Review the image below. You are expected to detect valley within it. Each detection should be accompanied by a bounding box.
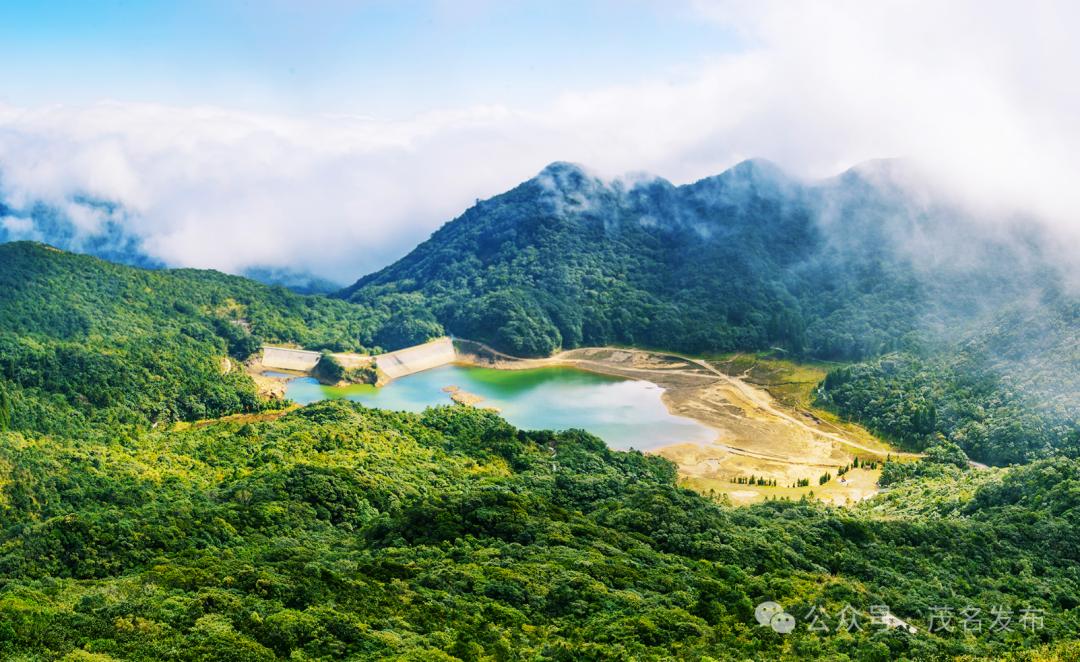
[261,337,908,505]
[1,154,1077,659]
[2,5,1078,657]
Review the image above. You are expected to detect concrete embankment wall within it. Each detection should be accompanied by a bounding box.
[375,337,457,382]
[262,346,322,371]
[262,338,456,383]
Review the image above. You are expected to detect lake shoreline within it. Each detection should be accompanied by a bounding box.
[277,358,715,451]
[454,343,904,505]
[258,340,904,505]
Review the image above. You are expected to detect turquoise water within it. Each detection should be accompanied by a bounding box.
[284,364,715,451]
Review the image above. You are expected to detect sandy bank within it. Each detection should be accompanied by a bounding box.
[252,337,907,506]
[442,385,500,410]
[454,340,909,505]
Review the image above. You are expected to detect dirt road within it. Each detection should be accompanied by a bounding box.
[456,342,912,504]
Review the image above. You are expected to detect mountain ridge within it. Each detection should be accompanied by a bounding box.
[1,183,1079,660]
[338,158,1078,464]
[339,157,1064,358]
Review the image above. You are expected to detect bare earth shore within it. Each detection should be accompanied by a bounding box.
[247,339,913,506]
[455,341,915,505]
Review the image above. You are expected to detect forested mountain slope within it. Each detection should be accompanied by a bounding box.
[0,242,408,435]
[340,161,1078,464]
[1,400,1078,660]
[1,189,1078,660]
[818,294,1080,464]
[340,159,1061,360]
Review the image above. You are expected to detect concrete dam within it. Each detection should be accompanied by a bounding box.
[261,346,322,371]
[261,337,458,384]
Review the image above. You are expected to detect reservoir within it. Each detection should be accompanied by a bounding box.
[284,364,715,451]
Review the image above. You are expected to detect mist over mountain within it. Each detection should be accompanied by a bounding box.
[6,3,1080,659]
[238,266,343,295]
[342,158,1069,357]
[3,155,1075,466]
[341,158,1078,464]
[0,193,163,269]
[0,193,343,293]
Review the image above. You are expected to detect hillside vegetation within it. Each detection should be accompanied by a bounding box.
[0,242,417,435]
[1,161,1078,659]
[818,296,1080,464]
[340,161,1078,465]
[1,401,1078,660]
[340,160,1056,361]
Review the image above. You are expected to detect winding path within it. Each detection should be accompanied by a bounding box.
[683,355,921,460]
[460,340,920,461]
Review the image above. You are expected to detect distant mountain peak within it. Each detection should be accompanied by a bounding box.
[685,158,795,204]
[835,157,921,187]
[730,157,784,176]
[534,161,600,192]
[537,161,588,177]
[705,158,787,184]
[530,161,609,215]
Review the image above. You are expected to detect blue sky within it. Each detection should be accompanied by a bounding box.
[0,0,743,116]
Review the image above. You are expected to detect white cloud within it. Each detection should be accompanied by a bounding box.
[1,215,39,239]
[0,0,1076,281]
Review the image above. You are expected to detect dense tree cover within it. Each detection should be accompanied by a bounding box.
[339,161,1057,362]
[0,242,417,434]
[0,383,10,431]
[342,162,893,358]
[312,353,376,386]
[3,171,1079,659]
[819,297,1080,465]
[2,241,386,351]
[878,439,970,486]
[338,160,1078,464]
[1,401,1078,660]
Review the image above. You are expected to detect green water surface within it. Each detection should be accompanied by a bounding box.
[284,364,714,451]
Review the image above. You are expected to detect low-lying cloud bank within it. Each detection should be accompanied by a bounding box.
[0,1,1076,281]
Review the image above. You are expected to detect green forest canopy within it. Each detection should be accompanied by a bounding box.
[1,401,1078,660]
[0,242,428,434]
[1,184,1079,659]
